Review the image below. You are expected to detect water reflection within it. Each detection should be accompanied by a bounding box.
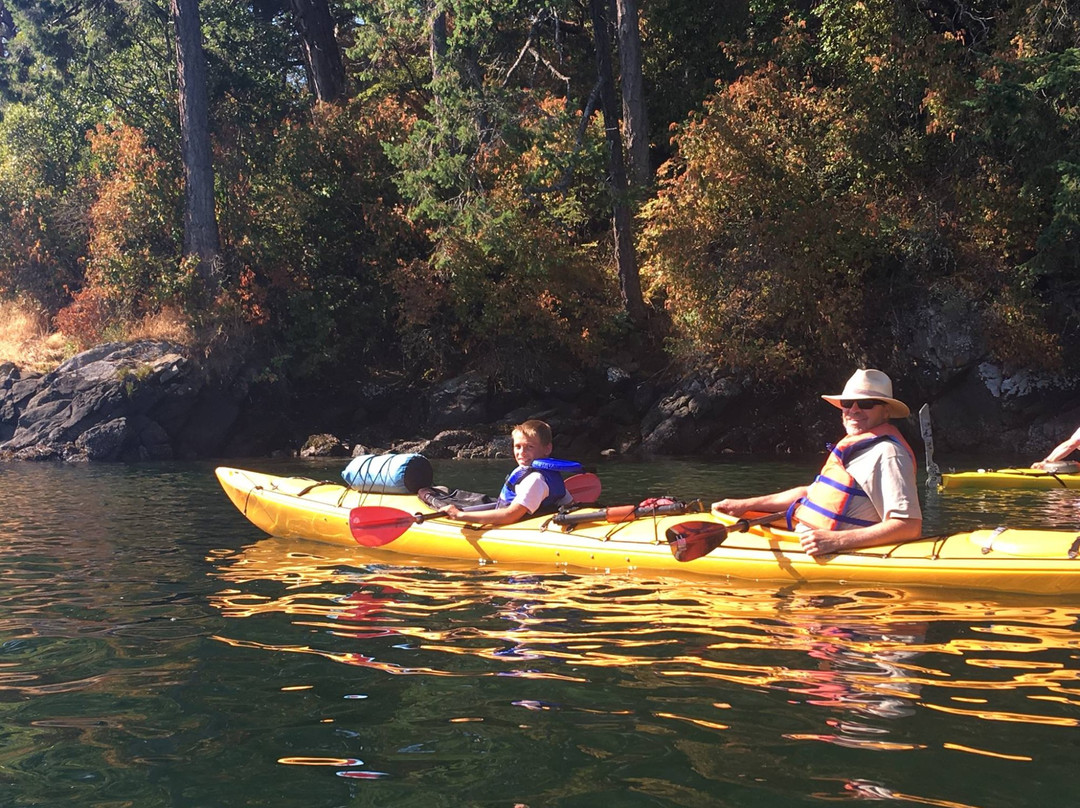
[4,457,1080,806]
[209,536,1080,801]
[928,485,1080,533]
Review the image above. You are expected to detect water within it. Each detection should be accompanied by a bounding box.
[1,456,1078,807]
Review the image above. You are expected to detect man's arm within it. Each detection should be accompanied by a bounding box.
[711,487,807,518]
[1033,425,1080,467]
[799,516,923,556]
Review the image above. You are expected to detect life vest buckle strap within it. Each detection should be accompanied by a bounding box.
[1068,535,1080,559]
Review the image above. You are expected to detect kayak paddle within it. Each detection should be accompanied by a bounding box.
[918,403,941,490]
[666,512,787,562]
[553,498,702,527]
[349,472,603,546]
[565,473,602,503]
[348,506,457,546]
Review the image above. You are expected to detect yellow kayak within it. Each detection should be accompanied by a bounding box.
[216,467,1080,596]
[940,466,1080,490]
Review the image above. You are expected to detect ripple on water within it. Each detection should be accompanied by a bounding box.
[203,535,1080,806]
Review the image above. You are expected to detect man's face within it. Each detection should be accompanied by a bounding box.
[840,399,891,435]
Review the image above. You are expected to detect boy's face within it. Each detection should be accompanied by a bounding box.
[513,431,551,467]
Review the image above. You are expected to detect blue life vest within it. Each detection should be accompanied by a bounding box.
[497,458,581,513]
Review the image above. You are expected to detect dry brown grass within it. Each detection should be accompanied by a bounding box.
[0,300,71,373]
[0,300,195,373]
[125,306,194,344]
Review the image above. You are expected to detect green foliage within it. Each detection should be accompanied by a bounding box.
[1,1,178,149]
[0,92,89,309]
[390,90,621,380]
[218,97,427,381]
[642,0,1079,377]
[641,0,751,161]
[957,48,1080,283]
[345,0,631,379]
[82,122,185,313]
[3,0,1080,392]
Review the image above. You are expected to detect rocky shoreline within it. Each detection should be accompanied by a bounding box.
[2,337,1080,466]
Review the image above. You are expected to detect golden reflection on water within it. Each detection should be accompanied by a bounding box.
[930,485,1080,532]
[207,538,1080,767]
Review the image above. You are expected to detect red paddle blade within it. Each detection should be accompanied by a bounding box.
[665,521,729,562]
[566,473,602,504]
[349,506,418,547]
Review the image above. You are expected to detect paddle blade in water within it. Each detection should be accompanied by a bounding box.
[566,473,602,504]
[349,506,417,546]
[666,521,729,562]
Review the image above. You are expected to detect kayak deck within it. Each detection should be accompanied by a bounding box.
[941,467,1080,490]
[216,467,1080,596]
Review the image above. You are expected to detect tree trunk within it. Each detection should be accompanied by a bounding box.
[288,0,345,103]
[170,0,221,294]
[430,7,447,78]
[615,0,651,189]
[429,5,448,127]
[589,0,646,326]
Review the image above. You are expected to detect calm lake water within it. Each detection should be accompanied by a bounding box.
[1,456,1078,807]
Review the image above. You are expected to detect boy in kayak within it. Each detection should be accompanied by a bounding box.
[439,419,574,526]
[1031,425,1080,470]
[711,369,922,557]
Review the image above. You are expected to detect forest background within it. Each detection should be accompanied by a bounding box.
[0,0,1078,449]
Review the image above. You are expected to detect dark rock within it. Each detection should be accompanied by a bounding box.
[6,290,1080,463]
[428,373,492,430]
[0,339,249,462]
[75,417,130,461]
[300,433,348,458]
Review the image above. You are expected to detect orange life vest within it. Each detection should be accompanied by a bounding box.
[790,424,915,530]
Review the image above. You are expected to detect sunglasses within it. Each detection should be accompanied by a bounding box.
[841,399,885,410]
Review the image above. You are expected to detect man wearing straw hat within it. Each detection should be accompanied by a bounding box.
[712,369,923,556]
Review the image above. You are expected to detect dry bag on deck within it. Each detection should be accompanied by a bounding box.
[342,453,434,494]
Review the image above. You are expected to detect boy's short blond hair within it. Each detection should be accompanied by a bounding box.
[513,419,552,446]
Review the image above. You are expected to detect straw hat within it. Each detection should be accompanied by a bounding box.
[821,369,910,419]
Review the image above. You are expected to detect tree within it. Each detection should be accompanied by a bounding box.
[170,0,221,294]
[288,0,346,102]
[589,0,645,326]
[615,0,650,188]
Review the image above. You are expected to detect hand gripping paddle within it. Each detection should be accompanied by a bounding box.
[349,472,604,546]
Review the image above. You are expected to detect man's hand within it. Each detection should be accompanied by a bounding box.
[711,499,752,517]
[800,517,921,557]
[799,529,843,556]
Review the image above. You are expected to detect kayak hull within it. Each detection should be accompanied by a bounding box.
[216,467,1080,596]
[941,467,1080,490]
